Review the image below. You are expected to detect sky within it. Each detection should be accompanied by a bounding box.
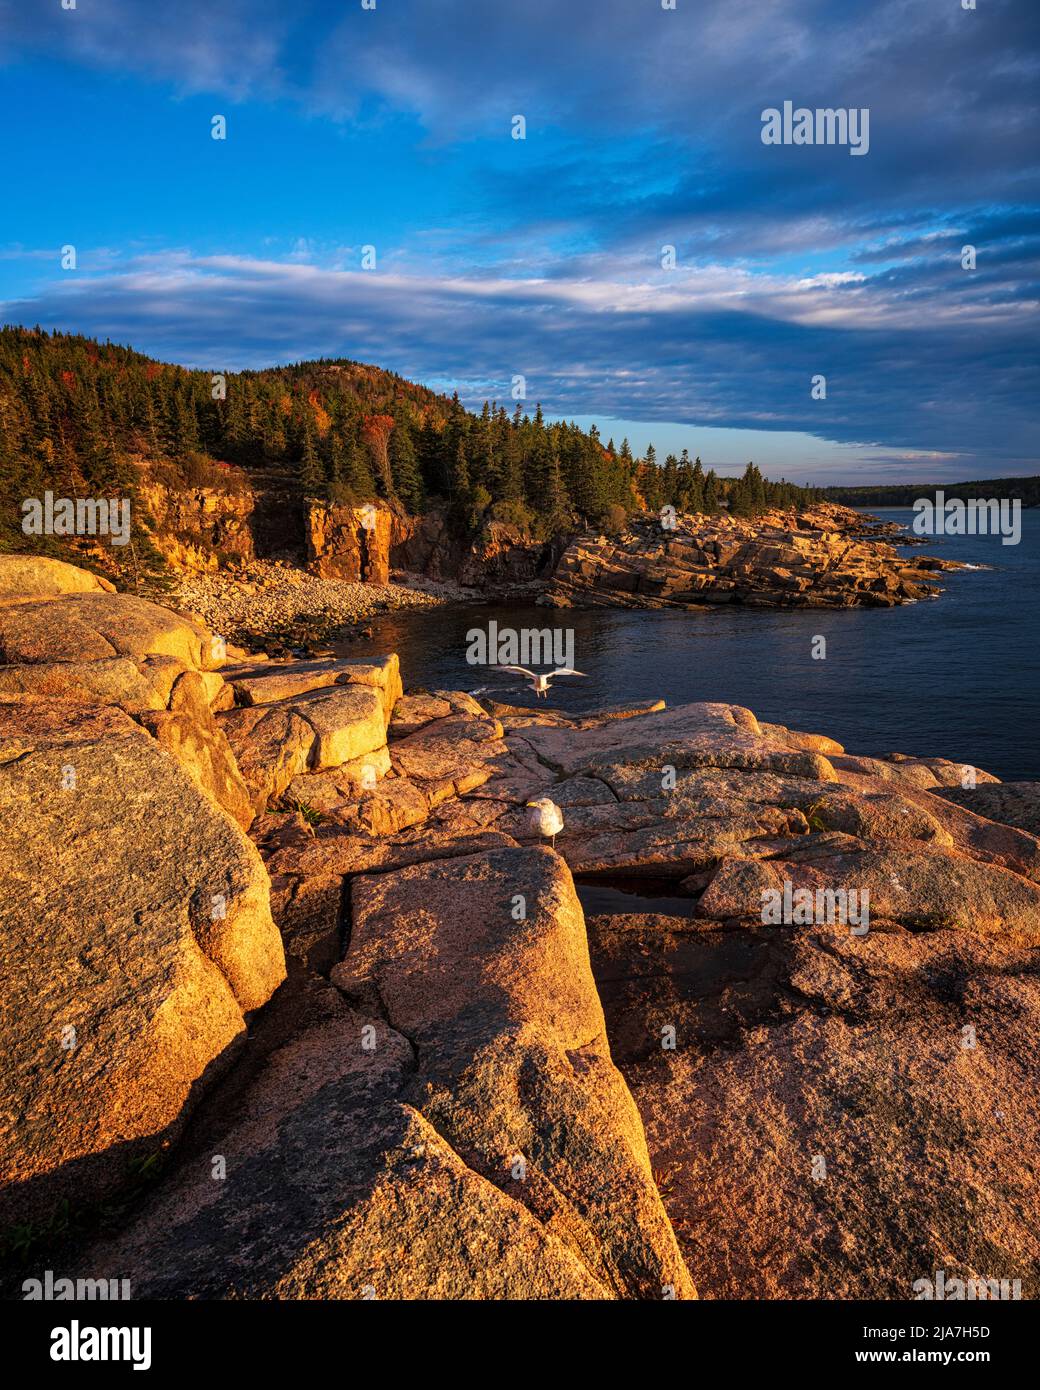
[0,0,1037,484]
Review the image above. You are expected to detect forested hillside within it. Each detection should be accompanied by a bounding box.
[0,326,822,560]
[822,478,1040,507]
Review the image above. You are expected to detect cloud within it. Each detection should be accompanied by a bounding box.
[1,0,1035,475]
[0,0,292,98]
[3,246,1035,468]
[6,2,1036,273]
[6,1,1037,199]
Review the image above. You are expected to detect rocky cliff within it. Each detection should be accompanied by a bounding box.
[137,481,551,593]
[1,555,1035,1299]
[304,500,551,591]
[138,481,259,572]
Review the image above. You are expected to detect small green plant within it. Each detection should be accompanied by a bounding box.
[903,911,961,931]
[1,1147,170,1274]
[1,1199,73,1263]
[288,798,326,826]
[126,1152,163,1182]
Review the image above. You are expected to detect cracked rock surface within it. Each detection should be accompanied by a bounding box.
[3,554,1037,1300]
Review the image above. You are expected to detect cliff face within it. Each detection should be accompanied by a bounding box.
[304,501,396,584]
[395,509,553,587]
[306,501,551,590]
[139,486,549,592]
[546,503,962,610]
[139,483,258,572]
[140,479,305,573]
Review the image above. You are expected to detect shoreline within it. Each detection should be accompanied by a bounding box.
[148,503,970,656]
[156,560,464,656]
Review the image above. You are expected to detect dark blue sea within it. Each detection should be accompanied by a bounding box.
[342,508,1039,781]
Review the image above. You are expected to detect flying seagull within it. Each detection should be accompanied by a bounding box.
[493,665,587,699]
[526,797,564,848]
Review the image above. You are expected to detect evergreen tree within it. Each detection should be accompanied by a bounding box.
[299,421,323,496]
[390,408,424,511]
[449,437,470,501]
[541,445,571,537]
[172,387,200,455]
[344,438,376,496]
[662,453,679,505]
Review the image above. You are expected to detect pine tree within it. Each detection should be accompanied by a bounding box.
[173,387,200,456]
[390,409,424,511]
[224,385,247,460]
[662,453,679,505]
[299,421,323,496]
[541,445,571,538]
[326,433,345,499]
[345,438,376,496]
[675,448,696,512]
[449,437,470,501]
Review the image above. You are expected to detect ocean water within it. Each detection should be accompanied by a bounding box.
[339,508,1040,781]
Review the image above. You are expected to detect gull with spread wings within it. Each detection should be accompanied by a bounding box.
[493,665,587,699]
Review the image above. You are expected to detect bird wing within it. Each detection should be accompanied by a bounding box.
[548,668,587,677]
[494,665,538,680]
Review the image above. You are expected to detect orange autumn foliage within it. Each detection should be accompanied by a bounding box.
[308,390,331,437]
[362,413,394,491]
[362,413,394,447]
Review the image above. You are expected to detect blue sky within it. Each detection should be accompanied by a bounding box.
[0,0,1037,483]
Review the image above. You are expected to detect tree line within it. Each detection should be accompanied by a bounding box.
[1,326,825,558]
[822,479,1039,508]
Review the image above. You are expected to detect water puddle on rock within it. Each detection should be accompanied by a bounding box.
[576,876,793,1065]
[575,876,695,922]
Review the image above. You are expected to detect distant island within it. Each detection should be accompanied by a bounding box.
[822,477,1040,507]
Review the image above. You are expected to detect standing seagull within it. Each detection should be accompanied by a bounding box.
[494,665,587,699]
[526,797,565,848]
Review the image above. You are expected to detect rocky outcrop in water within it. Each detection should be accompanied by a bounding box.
[1,554,1035,1300]
[545,503,964,609]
